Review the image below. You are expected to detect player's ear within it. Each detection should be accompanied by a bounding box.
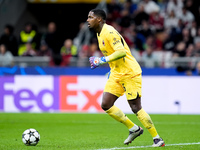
[97,16,102,23]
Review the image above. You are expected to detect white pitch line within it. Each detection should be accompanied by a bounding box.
[97,142,200,150]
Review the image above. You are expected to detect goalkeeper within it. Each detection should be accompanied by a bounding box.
[87,9,165,147]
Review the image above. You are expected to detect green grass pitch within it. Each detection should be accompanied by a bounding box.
[0,113,200,150]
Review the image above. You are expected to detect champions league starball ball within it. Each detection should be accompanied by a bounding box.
[22,128,40,146]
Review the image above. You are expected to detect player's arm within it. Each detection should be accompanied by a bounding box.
[89,31,126,69]
[107,49,126,62]
[89,50,126,69]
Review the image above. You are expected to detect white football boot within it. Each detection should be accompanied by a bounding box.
[152,138,165,147]
[124,126,143,145]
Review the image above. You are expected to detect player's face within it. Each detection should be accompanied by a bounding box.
[87,11,99,29]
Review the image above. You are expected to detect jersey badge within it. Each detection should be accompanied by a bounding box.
[102,40,105,46]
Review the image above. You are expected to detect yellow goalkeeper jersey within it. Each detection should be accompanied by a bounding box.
[97,24,142,78]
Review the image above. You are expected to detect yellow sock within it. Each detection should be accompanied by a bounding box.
[136,108,158,138]
[106,105,134,129]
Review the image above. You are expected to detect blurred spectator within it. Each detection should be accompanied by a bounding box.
[133,3,149,26]
[123,0,138,15]
[170,19,184,43]
[144,35,156,51]
[173,41,186,57]
[0,44,13,66]
[154,31,166,51]
[190,20,197,38]
[185,0,194,15]
[31,23,42,51]
[42,22,61,54]
[130,45,141,61]
[177,7,194,28]
[37,41,52,57]
[193,37,200,57]
[157,0,168,16]
[22,42,37,57]
[131,28,146,51]
[119,9,131,28]
[185,44,195,57]
[193,27,200,44]
[137,20,153,38]
[162,30,176,51]
[121,27,134,46]
[60,39,78,66]
[60,39,78,57]
[184,0,199,25]
[18,22,36,56]
[0,24,18,56]
[149,8,164,32]
[107,0,122,23]
[42,22,62,65]
[164,10,179,30]
[142,46,158,68]
[179,27,193,48]
[166,0,183,17]
[142,0,160,15]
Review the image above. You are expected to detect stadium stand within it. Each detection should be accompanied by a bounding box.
[0,0,200,74]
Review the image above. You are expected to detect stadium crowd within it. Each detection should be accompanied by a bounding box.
[0,0,200,73]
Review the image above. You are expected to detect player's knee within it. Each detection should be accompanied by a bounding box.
[101,102,112,111]
[131,105,141,114]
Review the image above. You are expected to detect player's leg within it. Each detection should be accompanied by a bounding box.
[124,74,164,147]
[128,97,158,138]
[123,94,143,145]
[104,75,142,145]
[128,97,165,147]
[101,92,137,130]
[103,76,138,132]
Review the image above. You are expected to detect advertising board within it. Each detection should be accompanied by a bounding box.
[0,76,199,114]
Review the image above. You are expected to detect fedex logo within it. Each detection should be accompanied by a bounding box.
[0,76,59,112]
[0,76,105,112]
[60,76,104,112]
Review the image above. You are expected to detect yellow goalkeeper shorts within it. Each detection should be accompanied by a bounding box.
[104,73,142,100]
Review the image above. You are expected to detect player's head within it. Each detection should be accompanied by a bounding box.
[87,9,106,30]
[91,9,106,21]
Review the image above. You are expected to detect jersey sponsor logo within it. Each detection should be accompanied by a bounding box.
[110,31,113,34]
[113,40,120,45]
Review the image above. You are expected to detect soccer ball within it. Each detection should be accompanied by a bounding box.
[22,128,40,146]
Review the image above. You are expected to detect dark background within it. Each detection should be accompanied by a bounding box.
[27,3,97,40]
